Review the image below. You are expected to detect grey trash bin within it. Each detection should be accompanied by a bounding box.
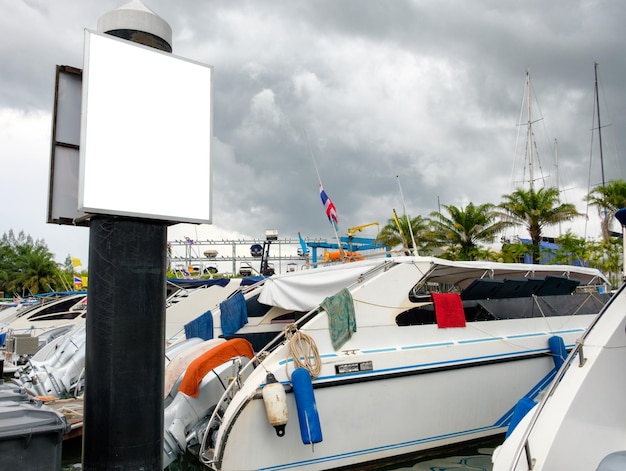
[0,400,70,471]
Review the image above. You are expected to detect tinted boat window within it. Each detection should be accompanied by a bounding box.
[28,296,86,320]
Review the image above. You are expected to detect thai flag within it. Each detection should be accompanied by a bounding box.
[319,184,338,225]
[74,275,83,289]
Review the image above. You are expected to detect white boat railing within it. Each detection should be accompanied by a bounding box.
[197,357,253,468]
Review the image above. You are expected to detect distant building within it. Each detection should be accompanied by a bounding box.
[518,237,585,266]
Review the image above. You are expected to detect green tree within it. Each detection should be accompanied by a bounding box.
[550,231,590,266]
[498,239,532,263]
[498,187,582,264]
[0,237,12,296]
[429,202,510,261]
[585,179,626,242]
[0,230,63,295]
[63,255,74,274]
[375,213,432,254]
[586,238,622,288]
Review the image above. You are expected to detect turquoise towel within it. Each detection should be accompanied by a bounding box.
[321,288,356,350]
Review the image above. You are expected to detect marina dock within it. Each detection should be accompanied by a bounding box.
[45,397,83,441]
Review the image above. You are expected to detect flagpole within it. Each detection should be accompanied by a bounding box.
[396,175,418,256]
[304,128,323,184]
[304,128,345,258]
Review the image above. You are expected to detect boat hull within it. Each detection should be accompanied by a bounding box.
[213,317,592,471]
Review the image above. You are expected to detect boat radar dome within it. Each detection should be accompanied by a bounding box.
[97,0,172,52]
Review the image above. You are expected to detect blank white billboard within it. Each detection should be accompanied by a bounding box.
[79,30,213,223]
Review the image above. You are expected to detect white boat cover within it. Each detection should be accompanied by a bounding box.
[418,257,609,289]
[257,258,387,312]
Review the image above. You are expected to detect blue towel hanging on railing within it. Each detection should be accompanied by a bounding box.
[184,309,214,341]
[220,291,248,336]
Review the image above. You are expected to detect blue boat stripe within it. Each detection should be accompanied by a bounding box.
[401,342,454,349]
[550,328,584,334]
[507,332,546,339]
[258,424,506,470]
[458,337,504,344]
[308,347,557,382]
[279,353,337,366]
[277,328,585,367]
[362,347,396,354]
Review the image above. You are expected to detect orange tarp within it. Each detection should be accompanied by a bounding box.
[323,251,364,262]
[178,338,255,398]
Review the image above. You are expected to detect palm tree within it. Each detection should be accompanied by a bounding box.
[499,187,582,264]
[1,230,62,295]
[499,239,533,264]
[0,240,11,296]
[12,244,61,295]
[585,179,626,242]
[552,230,589,266]
[428,202,509,261]
[375,213,431,254]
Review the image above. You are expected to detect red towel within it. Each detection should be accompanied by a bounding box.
[432,292,466,328]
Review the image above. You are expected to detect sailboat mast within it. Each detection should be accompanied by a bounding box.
[526,71,534,190]
[594,62,606,189]
[554,138,559,196]
[555,138,562,235]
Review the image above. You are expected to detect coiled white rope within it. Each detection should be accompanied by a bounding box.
[284,323,321,379]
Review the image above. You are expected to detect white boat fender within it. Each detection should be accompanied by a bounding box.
[262,372,288,436]
[292,367,323,445]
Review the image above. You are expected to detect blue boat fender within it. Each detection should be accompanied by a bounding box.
[292,367,323,444]
[548,335,567,370]
[262,372,288,437]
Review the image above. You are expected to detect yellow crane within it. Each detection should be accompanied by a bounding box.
[347,222,380,237]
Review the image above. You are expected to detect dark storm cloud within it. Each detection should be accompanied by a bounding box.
[2,0,625,265]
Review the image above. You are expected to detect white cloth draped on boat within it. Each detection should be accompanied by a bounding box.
[257,259,382,312]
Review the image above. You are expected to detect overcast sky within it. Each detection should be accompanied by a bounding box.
[2,0,625,272]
